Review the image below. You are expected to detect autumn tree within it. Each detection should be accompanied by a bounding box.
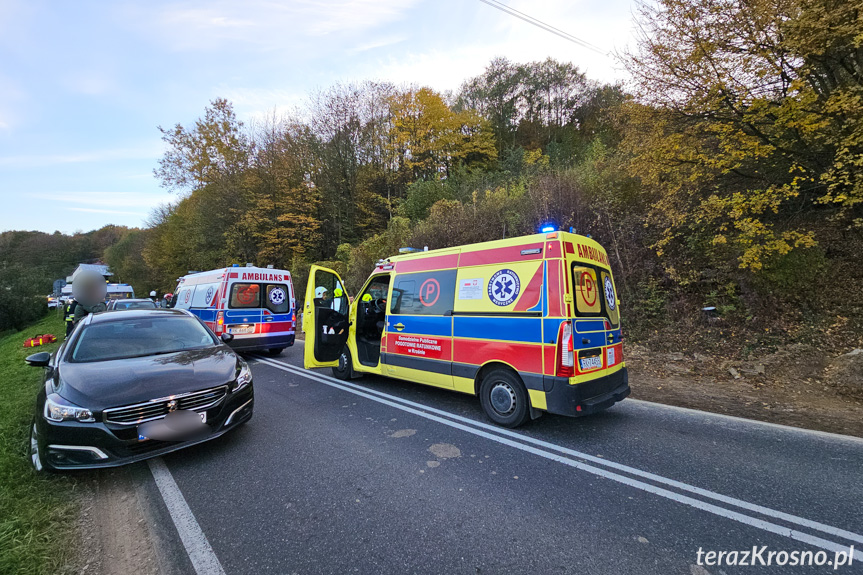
[622,0,863,282]
[388,87,497,182]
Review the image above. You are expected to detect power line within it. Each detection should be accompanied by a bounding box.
[477,0,609,56]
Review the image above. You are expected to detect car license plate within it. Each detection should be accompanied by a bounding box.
[580,355,603,371]
[228,325,255,334]
[138,411,206,441]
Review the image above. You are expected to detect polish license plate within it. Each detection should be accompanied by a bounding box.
[138,411,206,441]
[580,355,603,371]
[228,325,255,334]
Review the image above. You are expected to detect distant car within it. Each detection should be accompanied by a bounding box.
[106,298,158,311]
[26,309,254,472]
[47,296,60,309]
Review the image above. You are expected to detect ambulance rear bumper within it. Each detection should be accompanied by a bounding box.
[544,366,630,417]
[228,333,295,352]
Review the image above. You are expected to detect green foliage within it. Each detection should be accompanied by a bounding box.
[398,179,454,221]
[0,267,49,332]
[0,314,79,575]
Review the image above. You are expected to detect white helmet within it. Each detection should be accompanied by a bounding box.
[315,286,328,298]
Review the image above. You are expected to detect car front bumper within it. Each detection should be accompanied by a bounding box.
[34,386,254,471]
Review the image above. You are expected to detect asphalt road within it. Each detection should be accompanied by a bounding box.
[136,342,863,575]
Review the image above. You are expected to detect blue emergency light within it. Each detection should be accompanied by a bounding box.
[540,224,557,233]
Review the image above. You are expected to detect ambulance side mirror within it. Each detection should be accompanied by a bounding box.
[220,333,234,343]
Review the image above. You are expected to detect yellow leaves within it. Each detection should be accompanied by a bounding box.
[388,87,497,178]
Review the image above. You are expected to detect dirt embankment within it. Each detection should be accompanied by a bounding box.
[627,343,863,438]
[73,467,164,575]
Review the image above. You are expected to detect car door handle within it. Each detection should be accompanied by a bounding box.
[394,323,405,331]
[582,338,590,345]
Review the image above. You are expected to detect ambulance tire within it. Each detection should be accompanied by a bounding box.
[266,348,284,356]
[479,369,531,428]
[332,346,353,380]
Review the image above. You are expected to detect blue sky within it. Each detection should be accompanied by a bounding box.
[0,0,637,234]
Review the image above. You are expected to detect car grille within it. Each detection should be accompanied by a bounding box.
[102,385,228,425]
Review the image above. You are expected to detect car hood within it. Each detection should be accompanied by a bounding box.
[56,347,239,411]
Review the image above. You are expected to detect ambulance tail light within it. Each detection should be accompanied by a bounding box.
[557,321,574,378]
[215,311,224,335]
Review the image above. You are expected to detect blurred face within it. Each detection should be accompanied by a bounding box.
[72,270,107,307]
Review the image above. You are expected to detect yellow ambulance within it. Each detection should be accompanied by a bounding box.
[303,231,629,427]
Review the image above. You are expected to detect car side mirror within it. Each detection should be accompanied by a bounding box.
[220,333,234,343]
[25,352,52,367]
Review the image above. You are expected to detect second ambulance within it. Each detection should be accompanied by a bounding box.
[303,231,630,427]
[174,265,296,355]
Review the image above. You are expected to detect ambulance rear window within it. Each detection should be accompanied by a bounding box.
[229,283,261,309]
[264,284,291,314]
[571,262,619,328]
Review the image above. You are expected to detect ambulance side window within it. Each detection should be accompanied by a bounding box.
[264,284,290,314]
[190,283,220,308]
[229,283,261,309]
[392,270,456,316]
[174,287,194,310]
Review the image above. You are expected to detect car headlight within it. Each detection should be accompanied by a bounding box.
[44,394,95,423]
[234,360,252,392]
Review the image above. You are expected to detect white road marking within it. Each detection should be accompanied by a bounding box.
[258,357,863,546]
[254,355,863,561]
[148,458,226,575]
[627,398,863,446]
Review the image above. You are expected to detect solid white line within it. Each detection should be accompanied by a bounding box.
[626,399,863,445]
[253,355,863,560]
[256,356,863,546]
[148,458,226,575]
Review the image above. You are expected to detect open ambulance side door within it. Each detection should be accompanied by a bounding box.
[303,265,352,369]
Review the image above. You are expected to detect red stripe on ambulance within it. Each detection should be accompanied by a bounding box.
[458,243,544,267]
[453,339,543,374]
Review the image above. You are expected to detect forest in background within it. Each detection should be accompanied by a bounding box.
[2,0,861,355]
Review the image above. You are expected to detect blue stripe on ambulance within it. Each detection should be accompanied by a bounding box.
[454,317,543,343]
[541,321,622,349]
[388,315,452,337]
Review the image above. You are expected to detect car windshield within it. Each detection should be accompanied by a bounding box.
[114,300,156,310]
[69,316,217,362]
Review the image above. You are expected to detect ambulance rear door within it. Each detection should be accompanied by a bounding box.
[303,266,351,369]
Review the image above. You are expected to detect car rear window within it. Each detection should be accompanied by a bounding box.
[69,316,217,362]
[115,301,156,310]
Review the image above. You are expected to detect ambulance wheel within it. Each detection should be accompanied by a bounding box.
[266,348,284,356]
[479,369,531,428]
[332,346,352,380]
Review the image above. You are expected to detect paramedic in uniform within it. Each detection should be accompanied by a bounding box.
[314,286,330,308]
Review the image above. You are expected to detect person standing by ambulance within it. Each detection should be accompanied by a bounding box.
[71,270,107,326]
[63,299,78,338]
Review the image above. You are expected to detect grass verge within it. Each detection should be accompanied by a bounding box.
[0,313,80,574]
